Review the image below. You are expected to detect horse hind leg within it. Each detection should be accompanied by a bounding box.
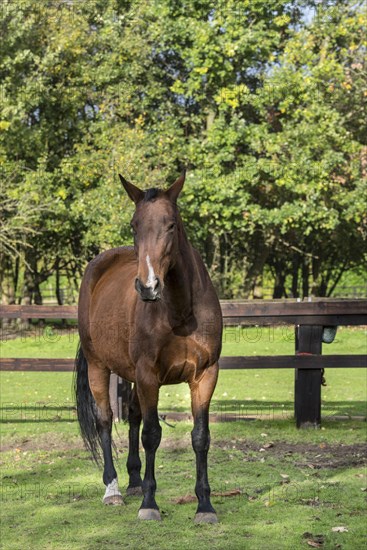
[88,363,124,505]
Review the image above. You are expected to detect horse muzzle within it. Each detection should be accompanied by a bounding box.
[135,277,162,302]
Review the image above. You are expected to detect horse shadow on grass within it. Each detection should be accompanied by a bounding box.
[209,399,366,421]
[0,398,365,423]
[0,404,77,423]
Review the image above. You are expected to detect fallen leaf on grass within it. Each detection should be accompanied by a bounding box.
[332,526,348,533]
[303,533,325,547]
[307,540,323,548]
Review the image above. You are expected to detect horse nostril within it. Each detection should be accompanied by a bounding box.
[135,278,142,293]
[135,276,161,300]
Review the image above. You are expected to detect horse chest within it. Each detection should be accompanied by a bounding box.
[155,334,211,385]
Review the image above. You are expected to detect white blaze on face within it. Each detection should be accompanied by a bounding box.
[146,254,156,289]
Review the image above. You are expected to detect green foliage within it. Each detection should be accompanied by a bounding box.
[1,0,366,301]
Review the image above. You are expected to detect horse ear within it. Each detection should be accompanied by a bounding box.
[119,174,144,204]
[166,169,186,203]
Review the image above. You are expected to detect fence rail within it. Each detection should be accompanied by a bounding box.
[1,299,366,427]
[2,354,365,372]
[1,299,366,323]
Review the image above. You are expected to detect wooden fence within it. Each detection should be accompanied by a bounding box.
[1,299,366,427]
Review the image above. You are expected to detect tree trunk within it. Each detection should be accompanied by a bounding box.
[253,275,263,299]
[273,270,286,299]
[302,260,309,298]
[33,276,43,305]
[22,263,33,330]
[291,255,300,298]
[310,257,321,297]
[243,244,269,298]
[326,263,348,297]
[0,261,16,330]
[55,258,63,305]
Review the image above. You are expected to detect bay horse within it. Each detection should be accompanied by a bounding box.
[75,171,222,523]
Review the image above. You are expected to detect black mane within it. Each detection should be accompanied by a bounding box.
[144,188,160,202]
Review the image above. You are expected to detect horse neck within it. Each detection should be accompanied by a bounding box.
[164,221,196,318]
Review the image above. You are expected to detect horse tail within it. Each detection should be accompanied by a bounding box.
[74,343,101,464]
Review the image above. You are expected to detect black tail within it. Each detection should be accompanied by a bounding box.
[74,343,102,464]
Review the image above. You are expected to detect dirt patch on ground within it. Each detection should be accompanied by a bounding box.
[0,433,83,453]
[2,431,366,471]
[0,431,191,454]
[217,440,367,469]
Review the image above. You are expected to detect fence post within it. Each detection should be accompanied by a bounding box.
[294,325,323,428]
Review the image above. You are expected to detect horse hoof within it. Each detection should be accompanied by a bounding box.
[194,512,218,524]
[138,508,162,521]
[103,494,124,506]
[126,486,143,497]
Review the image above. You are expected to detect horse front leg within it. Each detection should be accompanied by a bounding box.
[136,369,162,520]
[189,362,219,523]
[126,385,143,495]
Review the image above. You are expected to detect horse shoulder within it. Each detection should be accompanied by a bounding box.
[84,246,136,293]
[78,246,136,342]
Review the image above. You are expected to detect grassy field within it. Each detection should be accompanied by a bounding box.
[0,327,366,549]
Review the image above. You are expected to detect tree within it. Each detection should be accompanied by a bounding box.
[1,0,365,303]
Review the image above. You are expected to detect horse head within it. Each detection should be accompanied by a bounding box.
[119,171,186,302]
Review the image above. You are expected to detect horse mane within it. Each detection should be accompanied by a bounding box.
[144,188,160,202]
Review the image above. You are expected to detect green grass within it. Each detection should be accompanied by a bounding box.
[0,328,366,549]
[1,418,366,550]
